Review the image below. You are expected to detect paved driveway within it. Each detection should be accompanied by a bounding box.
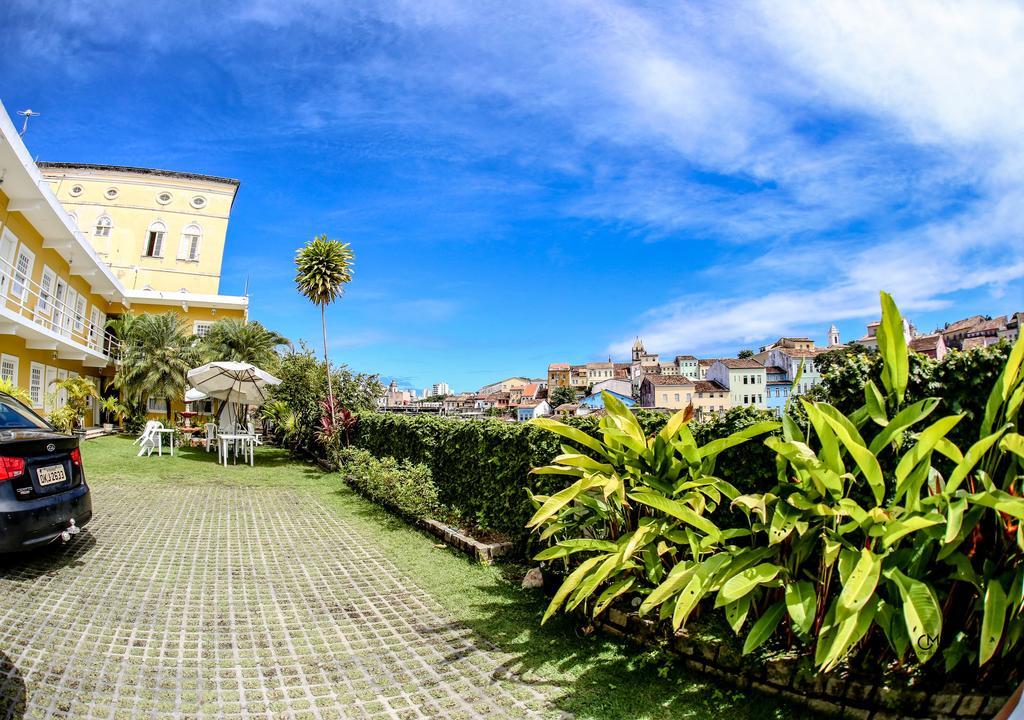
[0,485,559,719]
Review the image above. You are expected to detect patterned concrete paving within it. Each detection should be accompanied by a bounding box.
[0,485,561,719]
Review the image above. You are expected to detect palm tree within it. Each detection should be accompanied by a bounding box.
[294,235,354,423]
[111,312,201,420]
[203,317,289,369]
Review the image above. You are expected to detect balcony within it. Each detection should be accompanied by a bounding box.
[0,254,118,367]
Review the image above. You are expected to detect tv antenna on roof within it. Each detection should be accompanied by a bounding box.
[16,109,41,136]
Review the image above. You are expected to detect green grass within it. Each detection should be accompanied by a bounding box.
[82,435,813,720]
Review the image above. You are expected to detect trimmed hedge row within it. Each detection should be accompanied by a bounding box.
[352,407,778,545]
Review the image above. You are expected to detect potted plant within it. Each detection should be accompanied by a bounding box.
[98,396,128,432]
[54,376,99,439]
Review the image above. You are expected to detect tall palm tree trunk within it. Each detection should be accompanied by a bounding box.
[321,304,336,424]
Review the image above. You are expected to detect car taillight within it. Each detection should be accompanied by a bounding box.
[70,448,82,467]
[0,456,26,482]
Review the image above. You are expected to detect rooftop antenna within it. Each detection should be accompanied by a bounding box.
[16,109,41,136]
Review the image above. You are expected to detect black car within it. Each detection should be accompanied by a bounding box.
[0,392,92,552]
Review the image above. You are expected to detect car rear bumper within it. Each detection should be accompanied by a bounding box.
[0,483,92,552]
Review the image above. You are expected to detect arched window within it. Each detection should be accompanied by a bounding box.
[178,224,201,261]
[144,221,166,257]
[94,215,112,238]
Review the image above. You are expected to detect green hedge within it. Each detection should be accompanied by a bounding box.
[339,447,440,520]
[352,407,777,545]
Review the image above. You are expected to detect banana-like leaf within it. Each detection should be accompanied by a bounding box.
[881,514,944,548]
[542,554,605,624]
[699,421,780,460]
[658,407,691,444]
[894,415,964,492]
[566,553,622,611]
[742,601,786,655]
[818,408,885,505]
[530,465,586,477]
[628,490,720,538]
[551,453,615,473]
[885,568,942,663]
[837,549,882,617]
[864,381,888,426]
[867,398,941,454]
[785,580,817,635]
[671,554,730,630]
[944,497,967,546]
[526,474,606,528]
[594,577,635,616]
[530,417,609,457]
[967,490,1024,519]
[877,290,909,405]
[603,391,646,446]
[768,501,800,545]
[725,595,752,634]
[640,561,696,615]
[1000,432,1024,460]
[981,578,1008,666]
[981,336,1024,435]
[534,538,619,561]
[802,401,844,476]
[819,599,879,673]
[715,563,781,607]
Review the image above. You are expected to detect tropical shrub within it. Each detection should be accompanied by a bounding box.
[340,447,440,520]
[351,408,771,544]
[529,292,1024,683]
[0,378,31,405]
[53,376,98,430]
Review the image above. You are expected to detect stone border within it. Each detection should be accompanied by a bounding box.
[595,609,1008,720]
[419,518,515,564]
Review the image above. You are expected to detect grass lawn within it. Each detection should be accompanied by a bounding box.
[82,435,811,720]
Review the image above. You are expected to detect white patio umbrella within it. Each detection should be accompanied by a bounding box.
[184,388,208,403]
[186,361,281,406]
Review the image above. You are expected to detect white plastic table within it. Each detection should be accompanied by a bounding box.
[152,428,175,456]
[218,433,255,466]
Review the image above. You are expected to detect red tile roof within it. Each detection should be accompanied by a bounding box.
[694,380,727,393]
[716,358,765,369]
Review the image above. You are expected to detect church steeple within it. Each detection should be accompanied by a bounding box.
[632,337,645,362]
[828,323,840,347]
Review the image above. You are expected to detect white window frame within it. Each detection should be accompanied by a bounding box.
[35,265,56,322]
[29,362,44,408]
[179,224,202,262]
[0,227,17,296]
[0,354,18,386]
[52,276,68,332]
[193,321,213,338]
[56,368,68,408]
[94,214,113,238]
[10,243,35,304]
[62,287,78,336]
[144,221,166,258]
[89,307,103,349]
[74,293,88,337]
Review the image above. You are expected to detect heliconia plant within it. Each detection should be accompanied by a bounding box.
[528,291,1024,677]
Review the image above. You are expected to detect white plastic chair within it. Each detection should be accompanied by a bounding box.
[203,423,218,453]
[136,421,162,457]
[246,421,263,446]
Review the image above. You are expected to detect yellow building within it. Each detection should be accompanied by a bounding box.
[0,102,247,422]
[40,162,239,296]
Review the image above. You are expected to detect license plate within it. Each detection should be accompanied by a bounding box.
[37,464,67,486]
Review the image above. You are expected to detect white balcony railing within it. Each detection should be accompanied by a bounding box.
[0,253,120,359]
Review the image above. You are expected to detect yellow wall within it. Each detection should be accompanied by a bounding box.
[127,302,245,329]
[1,335,107,414]
[42,167,236,295]
[1,189,122,351]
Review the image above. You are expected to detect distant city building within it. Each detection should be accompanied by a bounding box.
[517,399,551,422]
[909,333,948,360]
[580,390,635,412]
[828,323,841,347]
[479,376,530,395]
[431,381,451,397]
[706,358,767,409]
[591,378,632,398]
[547,363,571,389]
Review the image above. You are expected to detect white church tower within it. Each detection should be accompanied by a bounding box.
[828,323,841,347]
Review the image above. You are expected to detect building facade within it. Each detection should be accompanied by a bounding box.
[0,103,248,422]
[706,358,767,409]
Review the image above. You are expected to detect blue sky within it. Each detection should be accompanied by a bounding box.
[3,1,1023,392]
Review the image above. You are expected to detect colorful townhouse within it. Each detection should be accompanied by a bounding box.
[706,358,767,409]
[0,102,248,422]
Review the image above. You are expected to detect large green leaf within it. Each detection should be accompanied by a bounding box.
[876,290,909,405]
[742,601,786,655]
[715,563,781,607]
[837,549,882,617]
[725,595,752,634]
[818,599,879,672]
[542,555,605,623]
[885,568,942,663]
[526,474,606,528]
[628,490,720,538]
[945,430,1008,494]
[980,578,1008,666]
[671,554,730,630]
[864,380,888,427]
[982,336,1024,435]
[867,398,941,454]
[818,406,885,505]
[894,415,964,495]
[881,514,944,548]
[640,562,696,615]
[530,417,609,457]
[534,538,619,561]
[785,580,816,635]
